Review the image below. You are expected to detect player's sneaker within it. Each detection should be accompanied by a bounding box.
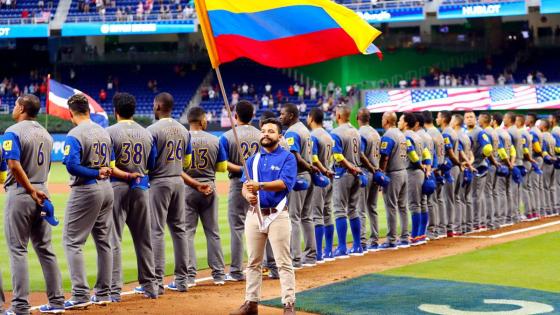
[268,268,280,279]
[323,250,335,262]
[378,242,398,251]
[166,281,188,292]
[316,257,325,264]
[4,310,16,315]
[90,295,111,305]
[63,300,91,310]
[396,240,410,248]
[348,246,364,256]
[302,262,317,267]
[410,237,422,246]
[214,279,225,286]
[134,286,145,294]
[111,295,121,303]
[366,243,379,252]
[225,274,244,282]
[333,247,350,259]
[39,304,65,313]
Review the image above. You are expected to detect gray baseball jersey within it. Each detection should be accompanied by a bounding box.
[468,126,489,168]
[427,127,445,169]
[147,118,191,178]
[496,128,513,160]
[380,127,407,172]
[186,130,227,182]
[404,130,424,168]
[417,129,434,165]
[552,126,560,142]
[508,126,524,166]
[3,120,53,187]
[484,127,500,160]
[458,130,473,160]
[530,126,543,158]
[442,126,460,156]
[65,120,112,186]
[542,131,556,157]
[107,120,154,175]
[220,125,261,167]
[520,128,534,158]
[311,127,335,169]
[285,121,313,174]
[359,125,381,169]
[331,123,362,169]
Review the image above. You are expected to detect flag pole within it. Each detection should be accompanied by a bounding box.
[215,66,263,226]
[45,74,50,130]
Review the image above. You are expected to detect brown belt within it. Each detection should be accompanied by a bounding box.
[252,206,287,216]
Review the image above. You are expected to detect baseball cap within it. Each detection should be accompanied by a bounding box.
[463,168,473,186]
[422,176,436,195]
[311,172,330,188]
[41,199,59,226]
[373,170,390,188]
[357,173,368,187]
[443,170,454,183]
[531,162,543,175]
[496,165,509,177]
[293,177,310,191]
[130,175,150,190]
[512,166,523,184]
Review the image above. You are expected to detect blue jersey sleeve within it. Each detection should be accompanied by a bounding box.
[361,136,367,155]
[379,136,395,156]
[330,133,343,154]
[284,131,301,153]
[147,142,157,171]
[2,132,21,161]
[311,136,319,156]
[217,139,228,163]
[219,136,230,159]
[458,140,464,152]
[63,136,100,179]
[478,131,491,146]
[280,153,297,191]
[442,133,453,151]
[185,137,192,156]
[530,131,539,144]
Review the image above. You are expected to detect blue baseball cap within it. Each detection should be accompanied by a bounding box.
[531,162,543,175]
[41,199,59,226]
[373,171,390,188]
[496,165,509,177]
[358,173,368,187]
[512,166,523,184]
[463,168,473,186]
[130,175,150,190]
[311,172,330,188]
[422,176,436,195]
[443,170,454,183]
[293,177,310,191]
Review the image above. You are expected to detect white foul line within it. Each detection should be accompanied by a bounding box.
[459,220,560,239]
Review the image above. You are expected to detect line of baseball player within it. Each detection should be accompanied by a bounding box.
[1,91,559,315]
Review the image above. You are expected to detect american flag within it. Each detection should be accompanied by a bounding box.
[366,85,560,113]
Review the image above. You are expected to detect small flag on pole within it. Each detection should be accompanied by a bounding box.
[47,79,109,127]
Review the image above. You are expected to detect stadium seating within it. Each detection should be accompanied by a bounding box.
[0,0,57,24]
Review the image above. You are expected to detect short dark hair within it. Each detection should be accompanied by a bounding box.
[440,110,452,124]
[479,112,491,125]
[261,118,282,133]
[516,114,526,124]
[112,92,136,119]
[504,111,516,123]
[260,110,276,122]
[527,112,538,122]
[154,92,174,112]
[67,94,90,114]
[17,94,41,118]
[452,114,464,126]
[235,100,254,124]
[491,112,504,125]
[282,103,299,118]
[308,107,324,125]
[187,106,206,123]
[541,119,550,130]
[414,112,425,127]
[553,111,560,125]
[357,109,370,124]
[422,110,433,124]
[402,112,417,128]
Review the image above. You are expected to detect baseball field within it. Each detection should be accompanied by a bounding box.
[1,163,559,314]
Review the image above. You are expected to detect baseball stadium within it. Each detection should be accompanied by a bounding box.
[0,0,560,314]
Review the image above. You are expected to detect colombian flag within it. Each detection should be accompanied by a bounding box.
[195,0,382,68]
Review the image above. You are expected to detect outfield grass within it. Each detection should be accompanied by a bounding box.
[0,163,389,291]
[383,231,560,293]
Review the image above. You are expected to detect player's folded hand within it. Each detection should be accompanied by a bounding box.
[31,189,48,206]
[197,183,213,196]
[98,167,112,179]
[128,172,144,180]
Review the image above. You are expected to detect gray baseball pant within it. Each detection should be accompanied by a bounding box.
[288,172,316,266]
[150,176,189,292]
[456,171,473,233]
[543,164,555,215]
[508,175,521,223]
[442,166,460,233]
[531,158,544,215]
[472,172,488,228]
[312,184,333,226]
[110,183,157,299]
[427,182,443,238]
[407,169,425,215]
[227,177,249,280]
[359,172,379,246]
[522,162,534,216]
[185,182,226,282]
[495,175,508,226]
[555,167,560,214]
[382,170,408,244]
[5,184,64,314]
[64,180,114,302]
[333,173,361,220]
[485,166,498,229]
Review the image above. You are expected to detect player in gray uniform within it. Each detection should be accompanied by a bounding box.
[516,114,537,221]
[330,105,369,257]
[2,95,65,314]
[147,92,192,293]
[62,94,114,308]
[423,111,446,240]
[414,113,435,244]
[505,113,529,223]
[549,111,560,215]
[222,101,261,282]
[185,106,227,285]
[107,93,158,301]
[538,119,556,217]
[526,113,546,219]
[399,113,428,247]
[451,114,475,233]
[436,111,463,237]
[465,111,496,230]
[0,147,4,315]
[492,113,515,226]
[307,108,336,262]
[378,112,408,250]
[357,108,381,251]
[279,103,318,267]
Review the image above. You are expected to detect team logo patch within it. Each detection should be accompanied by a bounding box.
[286,137,295,146]
[482,134,490,142]
[2,140,12,151]
[380,142,388,149]
[406,139,412,147]
[444,137,450,145]
[64,145,70,156]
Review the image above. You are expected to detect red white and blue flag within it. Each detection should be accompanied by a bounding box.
[47,79,109,127]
